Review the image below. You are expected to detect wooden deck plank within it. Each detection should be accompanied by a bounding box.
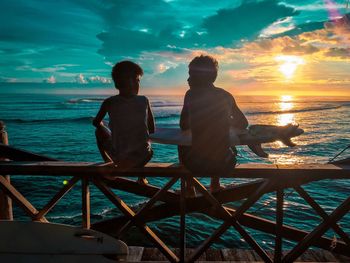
[237,249,259,261]
[139,247,209,261]
[141,248,168,261]
[332,253,350,262]
[221,248,239,260]
[127,247,348,261]
[127,246,144,262]
[185,248,207,261]
[297,250,319,262]
[309,249,339,262]
[205,248,223,261]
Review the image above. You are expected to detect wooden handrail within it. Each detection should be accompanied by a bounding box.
[0,161,349,179]
[0,144,58,161]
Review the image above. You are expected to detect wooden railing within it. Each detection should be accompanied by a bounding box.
[0,157,350,262]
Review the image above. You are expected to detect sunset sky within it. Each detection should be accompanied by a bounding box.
[1,0,350,96]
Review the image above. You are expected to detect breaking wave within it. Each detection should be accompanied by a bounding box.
[246,105,342,116]
[65,97,182,107]
[2,116,94,124]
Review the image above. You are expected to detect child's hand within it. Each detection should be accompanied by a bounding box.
[92,118,102,127]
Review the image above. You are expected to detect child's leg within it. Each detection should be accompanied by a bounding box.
[137,177,148,185]
[209,149,236,192]
[95,125,113,163]
[185,178,196,197]
[115,154,150,184]
[210,177,224,192]
[135,149,153,185]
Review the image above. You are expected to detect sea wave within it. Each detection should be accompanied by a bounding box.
[65,97,183,107]
[2,116,94,124]
[246,105,342,115]
[3,114,180,124]
[66,98,104,104]
[151,101,182,108]
[155,114,179,119]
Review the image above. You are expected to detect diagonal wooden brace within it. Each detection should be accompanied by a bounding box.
[117,176,180,237]
[93,178,179,263]
[294,185,350,248]
[0,175,48,222]
[283,194,350,263]
[187,176,272,263]
[35,176,79,220]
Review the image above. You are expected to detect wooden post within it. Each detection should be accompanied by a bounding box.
[274,188,284,262]
[82,177,90,229]
[180,176,186,262]
[0,121,13,220]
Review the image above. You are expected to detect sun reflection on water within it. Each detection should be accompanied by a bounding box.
[276,95,295,126]
[277,113,294,126]
[275,95,295,147]
[270,95,304,164]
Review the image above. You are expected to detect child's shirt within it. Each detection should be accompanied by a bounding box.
[104,95,152,162]
[179,86,247,174]
[182,87,233,163]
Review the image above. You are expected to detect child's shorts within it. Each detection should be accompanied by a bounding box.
[95,125,152,168]
[178,146,236,176]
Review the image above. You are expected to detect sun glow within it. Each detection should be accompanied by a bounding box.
[274,95,296,147]
[275,55,305,80]
[277,94,295,128]
[281,95,293,102]
[279,95,294,111]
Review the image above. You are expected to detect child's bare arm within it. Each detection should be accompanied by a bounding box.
[180,91,190,130]
[147,100,155,134]
[93,100,108,127]
[231,97,248,130]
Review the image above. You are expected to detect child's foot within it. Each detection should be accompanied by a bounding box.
[186,186,197,198]
[210,185,225,193]
[137,177,148,185]
[174,187,197,198]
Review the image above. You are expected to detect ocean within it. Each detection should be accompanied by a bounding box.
[0,90,349,249]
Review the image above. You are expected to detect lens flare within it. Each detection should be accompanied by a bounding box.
[324,0,342,20]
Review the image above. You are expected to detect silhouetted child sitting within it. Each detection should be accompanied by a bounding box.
[93,61,155,185]
[179,55,248,192]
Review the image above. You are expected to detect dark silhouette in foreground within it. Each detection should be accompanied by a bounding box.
[93,61,155,184]
[179,55,248,193]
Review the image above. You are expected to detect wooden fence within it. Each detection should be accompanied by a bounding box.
[0,158,350,262]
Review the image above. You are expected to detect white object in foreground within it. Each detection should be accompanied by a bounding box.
[0,221,128,263]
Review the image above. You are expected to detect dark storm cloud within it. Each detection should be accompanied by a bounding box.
[95,0,299,61]
[0,0,101,47]
[201,0,298,45]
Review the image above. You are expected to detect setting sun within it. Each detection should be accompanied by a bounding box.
[281,95,293,101]
[275,55,305,80]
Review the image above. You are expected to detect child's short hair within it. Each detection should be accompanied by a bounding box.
[189,55,218,83]
[112,61,143,88]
